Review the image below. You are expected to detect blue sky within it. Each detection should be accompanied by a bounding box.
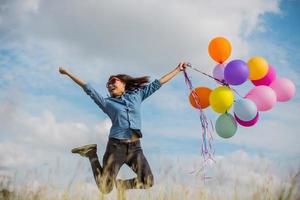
[0,0,299,198]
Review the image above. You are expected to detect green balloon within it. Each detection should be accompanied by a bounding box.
[215,113,237,138]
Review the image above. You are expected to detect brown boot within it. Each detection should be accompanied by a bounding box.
[71,144,97,157]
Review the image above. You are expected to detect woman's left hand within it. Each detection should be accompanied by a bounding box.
[159,61,190,85]
[176,62,190,71]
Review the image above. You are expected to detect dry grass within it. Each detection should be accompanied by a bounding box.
[0,167,299,200]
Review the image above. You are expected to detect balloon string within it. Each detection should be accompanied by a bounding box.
[228,86,244,98]
[183,70,213,151]
[188,64,227,85]
[187,64,244,98]
[183,70,215,181]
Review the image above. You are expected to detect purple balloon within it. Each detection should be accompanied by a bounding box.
[213,64,225,83]
[224,60,249,85]
[234,112,259,127]
[251,65,276,86]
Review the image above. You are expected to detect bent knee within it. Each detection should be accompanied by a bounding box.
[144,174,154,188]
[99,184,113,194]
[98,178,114,194]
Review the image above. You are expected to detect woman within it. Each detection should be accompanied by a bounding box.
[58,62,188,195]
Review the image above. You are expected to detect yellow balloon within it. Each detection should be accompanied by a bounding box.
[209,86,234,113]
[247,56,269,80]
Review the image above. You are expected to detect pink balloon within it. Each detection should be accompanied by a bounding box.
[270,77,296,102]
[251,65,276,86]
[213,64,225,83]
[245,86,277,111]
[234,112,259,127]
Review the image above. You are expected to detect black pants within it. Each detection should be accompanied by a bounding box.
[88,138,154,194]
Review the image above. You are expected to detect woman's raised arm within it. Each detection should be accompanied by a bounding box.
[159,62,189,85]
[59,67,86,87]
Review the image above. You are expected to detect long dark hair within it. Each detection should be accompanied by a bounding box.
[108,74,150,91]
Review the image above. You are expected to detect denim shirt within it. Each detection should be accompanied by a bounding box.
[82,79,162,139]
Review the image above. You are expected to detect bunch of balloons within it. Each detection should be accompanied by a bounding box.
[189,37,296,139]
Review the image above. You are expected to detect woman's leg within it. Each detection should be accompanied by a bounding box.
[97,140,126,194]
[117,142,154,190]
[72,142,126,194]
[87,151,103,186]
[71,144,104,187]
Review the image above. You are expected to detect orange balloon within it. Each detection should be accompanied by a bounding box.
[189,87,212,109]
[208,37,232,63]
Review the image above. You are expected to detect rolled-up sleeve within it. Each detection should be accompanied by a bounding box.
[140,79,162,101]
[82,83,107,113]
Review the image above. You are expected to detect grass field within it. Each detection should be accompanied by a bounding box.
[1,166,299,200]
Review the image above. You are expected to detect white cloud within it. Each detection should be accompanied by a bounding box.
[0,88,111,169]
[0,142,35,168]
[0,0,280,81]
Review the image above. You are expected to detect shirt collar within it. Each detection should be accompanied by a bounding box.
[112,91,126,99]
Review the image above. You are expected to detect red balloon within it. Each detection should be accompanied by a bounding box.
[251,65,276,86]
[234,112,259,127]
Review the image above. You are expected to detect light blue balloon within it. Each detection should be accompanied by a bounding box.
[234,99,257,121]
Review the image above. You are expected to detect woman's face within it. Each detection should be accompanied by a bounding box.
[106,77,126,97]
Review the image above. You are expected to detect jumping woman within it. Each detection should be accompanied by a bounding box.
[58,62,188,198]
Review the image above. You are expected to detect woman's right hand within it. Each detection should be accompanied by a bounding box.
[59,67,68,75]
[59,67,86,87]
